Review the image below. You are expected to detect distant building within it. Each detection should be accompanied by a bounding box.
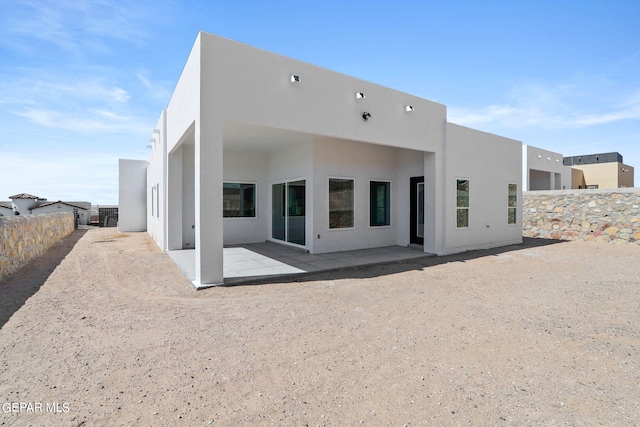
[522,145,572,190]
[31,201,91,225]
[2,193,92,225]
[563,152,634,189]
[0,201,13,217]
[8,193,47,215]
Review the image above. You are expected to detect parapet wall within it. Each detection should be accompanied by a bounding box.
[0,212,75,282]
[523,188,640,244]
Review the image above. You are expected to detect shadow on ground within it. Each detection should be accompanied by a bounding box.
[0,230,87,329]
[222,237,567,287]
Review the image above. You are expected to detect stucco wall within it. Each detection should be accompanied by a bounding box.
[32,203,89,225]
[118,159,147,232]
[146,111,166,249]
[0,212,75,282]
[522,145,570,190]
[569,162,634,189]
[445,123,523,253]
[523,189,640,244]
[312,137,399,253]
[222,149,269,245]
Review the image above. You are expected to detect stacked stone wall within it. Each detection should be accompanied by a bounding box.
[523,189,640,244]
[0,212,75,282]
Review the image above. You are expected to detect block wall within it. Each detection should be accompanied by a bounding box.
[523,189,640,244]
[0,212,75,281]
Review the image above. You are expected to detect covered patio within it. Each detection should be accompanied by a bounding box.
[168,242,431,288]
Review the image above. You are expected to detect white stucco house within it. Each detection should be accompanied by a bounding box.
[3,193,91,225]
[30,201,90,225]
[522,145,571,190]
[120,31,523,287]
[0,202,13,217]
[8,193,47,215]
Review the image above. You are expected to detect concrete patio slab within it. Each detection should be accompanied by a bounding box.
[168,242,433,287]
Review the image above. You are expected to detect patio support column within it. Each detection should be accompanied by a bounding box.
[424,150,446,255]
[166,145,183,251]
[194,117,223,286]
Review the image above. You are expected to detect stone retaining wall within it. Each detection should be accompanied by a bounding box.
[523,188,640,244]
[0,212,75,282]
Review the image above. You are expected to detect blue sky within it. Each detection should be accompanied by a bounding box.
[1,0,638,204]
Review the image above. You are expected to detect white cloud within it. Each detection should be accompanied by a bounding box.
[0,151,123,204]
[449,82,640,130]
[0,77,130,104]
[0,74,154,134]
[13,108,150,134]
[136,69,173,102]
[0,0,175,52]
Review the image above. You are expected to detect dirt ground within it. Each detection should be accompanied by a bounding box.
[0,228,639,426]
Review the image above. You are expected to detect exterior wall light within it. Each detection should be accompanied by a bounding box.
[405,105,414,112]
[362,112,371,121]
[355,92,365,99]
[290,74,300,83]
[547,156,551,160]
[537,154,542,158]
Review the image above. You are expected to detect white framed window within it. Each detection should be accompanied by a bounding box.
[508,183,517,225]
[151,184,157,217]
[329,178,354,229]
[223,182,256,218]
[370,180,391,227]
[456,178,469,228]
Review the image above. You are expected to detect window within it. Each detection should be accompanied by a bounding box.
[370,181,390,226]
[456,179,469,228]
[508,183,517,225]
[151,186,156,217]
[223,183,256,217]
[151,184,159,218]
[329,178,354,229]
[155,184,160,218]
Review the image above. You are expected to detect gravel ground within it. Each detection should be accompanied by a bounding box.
[0,228,639,426]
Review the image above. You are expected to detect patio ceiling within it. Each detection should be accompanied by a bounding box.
[223,119,315,153]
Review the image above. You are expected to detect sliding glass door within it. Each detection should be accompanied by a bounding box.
[272,180,306,246]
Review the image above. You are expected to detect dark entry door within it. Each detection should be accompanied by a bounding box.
[410,176,424,245]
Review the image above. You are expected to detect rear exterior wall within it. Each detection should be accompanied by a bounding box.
[445,123,523,253]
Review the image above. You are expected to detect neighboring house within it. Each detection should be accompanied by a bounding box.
[3,193,91,224]
[0,202,13,217]
[522,145,572,191]
[31,201,90,225]
[9,193,47,215]
[120,31,523,286]
[563,152,634,189]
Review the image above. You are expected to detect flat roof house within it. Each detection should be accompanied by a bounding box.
[120,32,523,287]
[522,145,571,191]
[563,152,634,189]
